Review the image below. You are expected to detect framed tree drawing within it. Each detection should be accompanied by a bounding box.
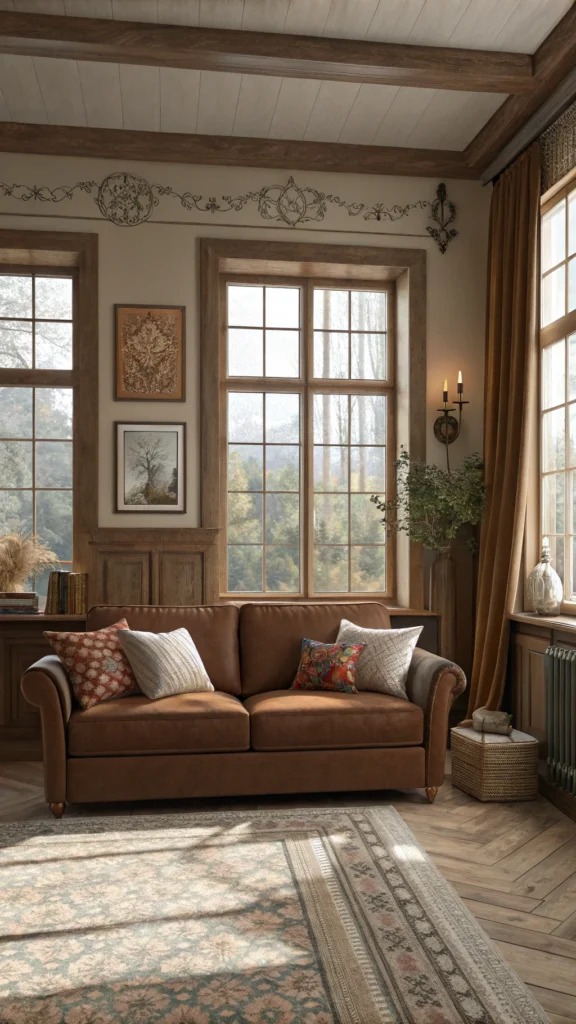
[115,305,185,400]
[115,423,186,512]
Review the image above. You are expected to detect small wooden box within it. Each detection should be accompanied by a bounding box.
[451,726,539,802]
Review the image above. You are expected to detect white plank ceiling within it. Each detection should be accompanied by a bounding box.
[0,0,571,150]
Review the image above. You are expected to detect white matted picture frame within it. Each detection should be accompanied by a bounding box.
[115,422,186,513]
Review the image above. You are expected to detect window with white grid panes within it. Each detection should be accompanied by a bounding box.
[540,178,576,601]
[0,272,74,604]
[223,279,393,597]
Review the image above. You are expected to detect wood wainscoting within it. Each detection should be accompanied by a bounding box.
[0,528,219,759]
[0,614,86,761]
[86,528,220,607]
[510,613,576,823]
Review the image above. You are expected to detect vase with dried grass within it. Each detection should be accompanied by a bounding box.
[0,533,58,593]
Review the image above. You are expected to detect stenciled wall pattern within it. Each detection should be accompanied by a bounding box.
[0,173,458,253]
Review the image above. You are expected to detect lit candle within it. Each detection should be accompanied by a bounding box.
[443,378,448,405]
[457,370,463,398]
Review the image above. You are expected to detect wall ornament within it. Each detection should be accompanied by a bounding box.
[0,174,457,252]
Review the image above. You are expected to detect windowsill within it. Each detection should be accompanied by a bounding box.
[221,597,436,616]
[0,613,86,623]
[510,611,576,632]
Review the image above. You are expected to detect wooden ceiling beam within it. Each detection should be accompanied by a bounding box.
[0,10,533,95]
[465,4,576,172]
[0,121,478,180]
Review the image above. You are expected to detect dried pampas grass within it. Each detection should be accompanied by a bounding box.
[0,534,58,592]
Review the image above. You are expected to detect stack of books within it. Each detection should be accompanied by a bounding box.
[0,592,39,615]
[45,572,88,615]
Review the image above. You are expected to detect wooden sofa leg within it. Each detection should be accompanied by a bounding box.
[49,802,66,819]
[425,787,438,804]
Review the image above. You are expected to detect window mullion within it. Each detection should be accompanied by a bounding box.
[348,393,352,594]
[262,390,267,594]
[566,335,570,595]
[303,279,313,599]
[32,275,36,545]
[32,386,36,540]
[561,195,565,598]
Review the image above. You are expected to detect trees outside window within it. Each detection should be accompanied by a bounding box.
[0,272,74,602]
[223,279,393,597]
[540,181,576,603]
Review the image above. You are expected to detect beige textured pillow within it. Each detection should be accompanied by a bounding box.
[336,619,422,700]
[119,627,214,700]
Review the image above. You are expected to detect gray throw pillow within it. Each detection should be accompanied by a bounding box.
[336,619,422,700]
[119,627,213,700]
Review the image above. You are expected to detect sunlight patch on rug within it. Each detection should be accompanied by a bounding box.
[0,807,547,1023]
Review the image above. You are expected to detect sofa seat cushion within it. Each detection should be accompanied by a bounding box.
[68,691,249,757]
[244,689,423,752]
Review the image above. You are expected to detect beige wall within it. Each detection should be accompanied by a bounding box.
[0,154,491,528]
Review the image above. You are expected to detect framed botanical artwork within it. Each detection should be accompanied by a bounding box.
[115,422,186,513]
[115,305,185,401]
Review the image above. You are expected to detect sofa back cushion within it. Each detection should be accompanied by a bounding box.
[239,602,391,697]
[86,605,241,695]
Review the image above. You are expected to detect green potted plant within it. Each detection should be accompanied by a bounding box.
[371,449,484,658]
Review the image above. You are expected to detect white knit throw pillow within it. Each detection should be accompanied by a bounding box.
[119,627,214,700]
[336,620,422,700]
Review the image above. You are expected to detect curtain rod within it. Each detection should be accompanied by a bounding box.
[481,68,576,186]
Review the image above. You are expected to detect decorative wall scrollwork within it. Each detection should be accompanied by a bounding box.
[426,183,458,255]
[0,181,97,203]
[96,172,157,226]
[0,172,458,252]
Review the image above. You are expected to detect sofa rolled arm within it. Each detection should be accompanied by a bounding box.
[406,648,466,788]
[22,655,74,723]
[21,655,73,804]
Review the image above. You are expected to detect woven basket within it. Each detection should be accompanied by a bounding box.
[451,726,539,802]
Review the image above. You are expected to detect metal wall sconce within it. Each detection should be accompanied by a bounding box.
[433,372,469,472]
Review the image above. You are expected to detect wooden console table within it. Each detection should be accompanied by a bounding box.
[0,614,86,761]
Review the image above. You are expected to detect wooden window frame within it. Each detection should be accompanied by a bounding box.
[200,239,426,608]
[220,273,395,600]
[535,175,576,612]
[0,230,98,580]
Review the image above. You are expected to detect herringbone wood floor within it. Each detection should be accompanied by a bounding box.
[1,762,576,1023]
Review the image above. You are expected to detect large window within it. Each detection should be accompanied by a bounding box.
[222,278,393,598]
[540,180,576,601]
[0,271,74,601]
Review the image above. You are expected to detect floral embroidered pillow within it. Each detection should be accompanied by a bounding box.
[291,638,366,693]
[44,619,139,710]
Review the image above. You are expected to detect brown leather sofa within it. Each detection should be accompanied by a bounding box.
[21,602,466,818]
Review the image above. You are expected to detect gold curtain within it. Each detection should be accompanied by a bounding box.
[466,143,540,717]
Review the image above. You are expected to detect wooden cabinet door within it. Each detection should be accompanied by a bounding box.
[8,640,51,730]
[158,552,203,605]
[511,633,549,743]
[98,551,152,605]
[0,617,86,759]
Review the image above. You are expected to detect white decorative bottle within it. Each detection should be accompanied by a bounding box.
[526,538,563,616]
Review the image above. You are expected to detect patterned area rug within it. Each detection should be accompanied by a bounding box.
[0,807,547,1024]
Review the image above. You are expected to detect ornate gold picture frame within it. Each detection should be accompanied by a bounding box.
[115,305,185,401]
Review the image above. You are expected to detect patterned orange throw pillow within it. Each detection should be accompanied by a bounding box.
[291,638,366,693]
[44,619,139,710]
